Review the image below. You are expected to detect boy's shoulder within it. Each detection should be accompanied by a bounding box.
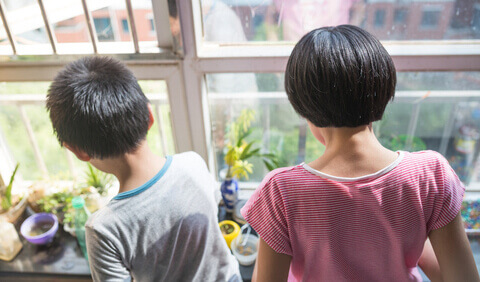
[173,151,205,164]
[168,151,209,172]
[85,205,118,235]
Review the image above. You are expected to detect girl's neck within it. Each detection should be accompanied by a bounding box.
[308,125,398,178]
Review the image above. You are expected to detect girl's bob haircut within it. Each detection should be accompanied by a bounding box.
[285,25,396,128]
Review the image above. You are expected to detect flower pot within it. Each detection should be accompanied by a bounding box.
[219,220,240,249]
[0,194,28,223]
[221,178,238,212]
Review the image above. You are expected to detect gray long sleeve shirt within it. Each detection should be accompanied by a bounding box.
[85,152,240,282]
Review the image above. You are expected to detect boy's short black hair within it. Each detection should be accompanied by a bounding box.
[285,25,396,128]
[46,56,150,159]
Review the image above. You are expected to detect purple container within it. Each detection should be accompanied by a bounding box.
[20,213,58,245]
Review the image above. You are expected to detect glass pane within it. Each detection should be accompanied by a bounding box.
[4,0,52,54]
[43,0,93,54]
[0,81,175,180]
[44,0,90,43]
[87,0,134,53]
[200,0,480,43]
[0,104,42,180]
[131,0,159,53]
[139,80,176,156]
[207,72,480,191]
[0,17,13,55]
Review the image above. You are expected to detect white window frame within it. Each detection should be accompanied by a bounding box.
[0,1,479,192]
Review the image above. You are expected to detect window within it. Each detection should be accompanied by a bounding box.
[374,9,386,28]
[199,0,477,42]
[121,19,129,33]
[149,18,154,32]
[0,81,175,180]
[93,17,114,41]
[394,8,407,24]
[0,1,478,193]
[205,72,480,190]
[421,10,440,29]
[473,5,480,36]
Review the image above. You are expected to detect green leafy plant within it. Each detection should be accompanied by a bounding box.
[224,109,279,180]
[85,163,112,196]
[34,165,112,225]
[36,185,92,224]
[36,190,75,223]
[388,134,426,152]
[1,163,20,212]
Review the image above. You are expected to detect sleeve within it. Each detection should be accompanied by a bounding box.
[427,155,466,232]
[85,225,131,282]
[241,169,292,256]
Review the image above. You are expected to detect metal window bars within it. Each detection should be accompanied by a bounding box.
[0,0,16,55]
[0,0,171,55]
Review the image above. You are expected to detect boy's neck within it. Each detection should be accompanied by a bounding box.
[91,141,166,194]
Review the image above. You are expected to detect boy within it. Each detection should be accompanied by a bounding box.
[46,57,240,282]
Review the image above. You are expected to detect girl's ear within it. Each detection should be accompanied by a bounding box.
[63,143,91,162]
[147,103,155,130]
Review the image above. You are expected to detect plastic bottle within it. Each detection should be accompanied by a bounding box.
[72,196,91,261]
[0,221,22,261]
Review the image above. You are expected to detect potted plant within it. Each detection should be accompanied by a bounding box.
[221,109,279,212]
[0,164,27,223]
[81,163,113,213]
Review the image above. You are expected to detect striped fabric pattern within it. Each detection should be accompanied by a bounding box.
[241,150,465,282]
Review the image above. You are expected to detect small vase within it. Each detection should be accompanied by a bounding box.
[221,178,238,212]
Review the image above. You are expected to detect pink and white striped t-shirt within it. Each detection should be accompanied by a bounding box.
[241,150,465,281]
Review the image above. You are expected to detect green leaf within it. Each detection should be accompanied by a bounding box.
[239,141,256,160]
[236,128,252,147]
[243,148,261,160]
[85,163,112,196]
[261,153,276,158]
[2,163,19,210]
[263,159,275,171]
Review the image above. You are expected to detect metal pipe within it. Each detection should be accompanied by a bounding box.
[36,0,57,54]
[405,103,421,151]
[81,0,98,54]
[0,0,17,54]
[125,0,140,53]
[154,102,169,156]
[64,149,77,180]
[439,103,458,155]
[18,105,48,178]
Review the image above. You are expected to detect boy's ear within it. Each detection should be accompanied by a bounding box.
[63,143,91,162]
[147,103,155,130]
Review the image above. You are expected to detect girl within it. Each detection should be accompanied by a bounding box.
[241,25,479,281]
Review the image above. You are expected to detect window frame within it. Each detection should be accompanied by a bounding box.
[0,1,479,191]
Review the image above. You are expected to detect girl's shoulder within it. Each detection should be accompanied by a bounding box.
[400,150,451,172]
[259,164,314,188]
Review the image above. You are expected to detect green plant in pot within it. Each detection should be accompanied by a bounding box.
[221,109,279,212]
[84,163,113,197]
[0,164,27,223]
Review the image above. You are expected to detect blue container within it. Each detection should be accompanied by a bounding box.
[221,178,238,212]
